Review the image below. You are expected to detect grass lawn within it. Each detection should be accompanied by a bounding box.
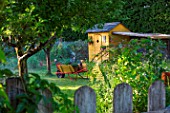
[30,63,102,101]
[42,76,91,101]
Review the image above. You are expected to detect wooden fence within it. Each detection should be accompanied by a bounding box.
[5,78,170,113]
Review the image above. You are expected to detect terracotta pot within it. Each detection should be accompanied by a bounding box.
[161,72,170,86]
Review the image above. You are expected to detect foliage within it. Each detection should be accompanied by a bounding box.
[83,61,96,79]
[0,48,6,63]
[61,28,87,41]
[0,48,14,113]
[98,38,167,112]
[67,40,88,60]
[87,37,93,44]
[0,74,74,113]
[14,73,74,113]
[166,87,170,107]
[120,0,170,33]
[0,48,74,113]
[53,40,88,64]
[28,54,43,70]
[95,63,119,113]
[164,67,170,107]
[0,84,13,113]
[0,41,88,73]
[0,0,123,76]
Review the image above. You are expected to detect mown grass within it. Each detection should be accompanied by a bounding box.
[42,76,90,100]
[30,63,99,101]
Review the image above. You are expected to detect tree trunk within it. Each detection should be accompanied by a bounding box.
[46,50,51,74]
[15,47,28,77]
[43,38,56,75]
[18,58,28,77]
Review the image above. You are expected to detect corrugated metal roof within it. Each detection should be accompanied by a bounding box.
[86,22,120,33]
[113,32,170,39]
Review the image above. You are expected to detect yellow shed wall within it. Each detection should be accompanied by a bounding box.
[88,32,109,62]
[88,23,130,62]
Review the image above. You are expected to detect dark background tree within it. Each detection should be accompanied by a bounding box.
[120,0,170,33]
[43,37,56,75]
[62,28,87,41]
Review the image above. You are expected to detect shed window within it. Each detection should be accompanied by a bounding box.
[102,36,106,43]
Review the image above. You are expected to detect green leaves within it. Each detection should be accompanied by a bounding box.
[115,38,167,111]
[0,84,13,112]
[14,73,74,113]
[0,0,124,76]
[0,69,13,77]
[120,0,170,33]
[98,38,167,112]
[0,48,6,63]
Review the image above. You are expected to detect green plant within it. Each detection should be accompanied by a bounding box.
[83,61,96,78]
[1,0,124,77]
[0,48,74,113]
[115,38,167,112]
[28,56,40,69]
[15,73,74,113]
[0,49,14,112]
[97,38,167,112]
[0,48,6,63]
[95,63,119,113]
[67,40,88,60]
[87,37,93,44]
[0,83,13,113]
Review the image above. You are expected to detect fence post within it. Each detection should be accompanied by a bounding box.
[148,80,165,112]
[6,77,24,109]
[113,83,133,113]
[38,89,53,113]
[74,86,96,113]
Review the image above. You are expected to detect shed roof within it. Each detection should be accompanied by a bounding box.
[86,22,120,33]
[113,32,170,39]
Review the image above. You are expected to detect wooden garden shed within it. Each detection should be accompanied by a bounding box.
[86,22,170,63]
[86,22,130,62]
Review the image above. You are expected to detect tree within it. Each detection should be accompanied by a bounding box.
[120,0,170,33]
[0,0,123,77]
[43,38,56,75]
[44,28,87,75]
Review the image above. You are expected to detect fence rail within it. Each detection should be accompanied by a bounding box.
[5,78,169,113]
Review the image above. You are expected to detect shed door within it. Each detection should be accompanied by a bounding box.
[93,34,101,62]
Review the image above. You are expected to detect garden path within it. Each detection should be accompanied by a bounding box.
[91,64,104,80]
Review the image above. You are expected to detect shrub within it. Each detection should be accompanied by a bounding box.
[97,38,167,112]
[166,86,170,107]
[15,73,74,113]
[0,73,74,113]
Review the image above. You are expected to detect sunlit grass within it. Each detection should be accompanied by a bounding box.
[31,63,102,101]
[41,75,91,100]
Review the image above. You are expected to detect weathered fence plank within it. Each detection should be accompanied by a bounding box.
[38,89,53,113]
[74,86,96,113]
[6,77,24,109]
[148,80,165,112]
[113,83,133,113]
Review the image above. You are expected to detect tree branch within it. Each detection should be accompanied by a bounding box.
[1,36,17,47]
[18,34,56,60]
